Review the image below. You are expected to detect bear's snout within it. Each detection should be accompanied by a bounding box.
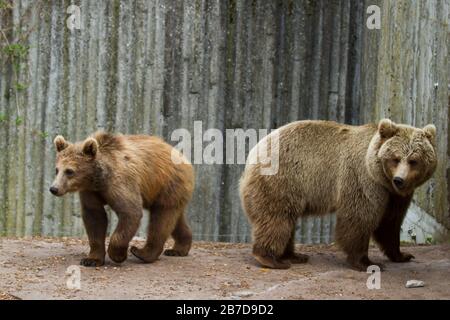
[393,177,405,189]
[49,186,60,196]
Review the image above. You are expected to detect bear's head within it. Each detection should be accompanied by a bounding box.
[366,119,437,197]
[50,135,100,196]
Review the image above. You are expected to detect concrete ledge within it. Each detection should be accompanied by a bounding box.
[401,202,448,244]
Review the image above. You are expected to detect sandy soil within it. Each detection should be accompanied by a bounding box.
[0,237,449,300]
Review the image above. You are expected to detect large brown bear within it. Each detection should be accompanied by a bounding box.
[239,119,437,271]
[51,131,194,267]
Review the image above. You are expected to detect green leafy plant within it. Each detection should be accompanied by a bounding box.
[3,43,29,59]
[14,82,27,91]
[0,0,45,131]
[0,1,13,10]
[39,131,49,139]
[15,116,23,126]
[3,44,29,73]
[0,40,25,123]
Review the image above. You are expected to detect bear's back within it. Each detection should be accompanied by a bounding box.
[241,120,378,215]
[94,132,194,207]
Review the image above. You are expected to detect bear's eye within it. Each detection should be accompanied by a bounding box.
[408,159,418,166]
[65,169,75,177]
[392,158,401,164]
[55,168,59,176]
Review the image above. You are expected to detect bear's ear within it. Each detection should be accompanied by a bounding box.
[423,124,436,144]
[54,135,69,152]
[378,119,398,139]
[82,137,98,157]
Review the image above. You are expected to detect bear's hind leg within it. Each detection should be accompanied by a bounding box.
[252,216,295,269]
[130,206,178,263]
[164,214,192,257]
[281,226,308,264]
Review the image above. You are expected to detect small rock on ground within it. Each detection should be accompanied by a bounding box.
[232,291,254,298]
[405,280,425,288]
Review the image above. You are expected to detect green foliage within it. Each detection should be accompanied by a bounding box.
[1,3,32,130]
[3,44,29,73]
[0,114,25,126]
[14,82,27,91]
[0,0,12,10]
[39,131,49,139]
[15,116,23,126]
[3,43,29,59]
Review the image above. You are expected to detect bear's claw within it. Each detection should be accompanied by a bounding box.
[107,246,128,263]
[253,253,291,269]
[282,252,309,264]
[80,258,104,267]
[390,252,415,262]
[164,249,187,257]
[130,246,159,263]
[348,256,385,272]
[289,253,309,264]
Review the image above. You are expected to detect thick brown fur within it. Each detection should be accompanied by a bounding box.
[51,131,195,266]
[239,119,437,271]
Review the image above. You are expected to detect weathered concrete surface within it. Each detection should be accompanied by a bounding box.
[401,203,449,243]
[366,0,450,234]
[0,1,449,242]
[0,237,450,300]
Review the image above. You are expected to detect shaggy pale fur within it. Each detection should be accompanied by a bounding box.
[240,119,437,270]
[51,132,194,267]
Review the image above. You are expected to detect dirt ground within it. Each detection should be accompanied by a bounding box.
[0,237,449,300]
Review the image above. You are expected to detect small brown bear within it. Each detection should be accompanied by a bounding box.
[51,131,194,267]
[240,119,437,271]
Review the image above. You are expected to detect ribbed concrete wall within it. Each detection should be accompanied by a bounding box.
[372,0,450,232]
[357,0,450,240]
[0,0,448,243]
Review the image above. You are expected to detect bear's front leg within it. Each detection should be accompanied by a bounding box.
[373,194,415,263]
[346,254,385,272]
[335,214,384,271]
[107,194,143,263]
[80,192,108,267]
